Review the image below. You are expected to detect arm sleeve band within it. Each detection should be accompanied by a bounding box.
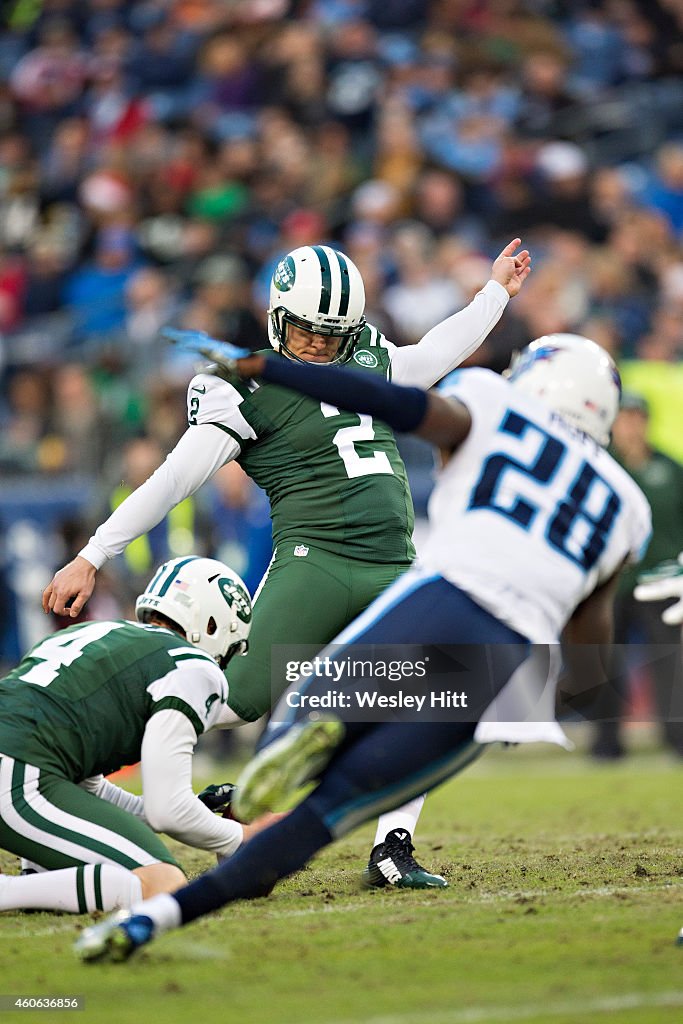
[259,358,428,433]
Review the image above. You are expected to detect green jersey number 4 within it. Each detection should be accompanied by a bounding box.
[321,402,394,480]
[19,621,126,686]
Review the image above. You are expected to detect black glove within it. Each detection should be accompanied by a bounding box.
[197,782,237,817]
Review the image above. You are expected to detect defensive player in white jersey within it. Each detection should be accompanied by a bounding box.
[0,557,277,916]
[77,333,652,961]
[44,239,530,888]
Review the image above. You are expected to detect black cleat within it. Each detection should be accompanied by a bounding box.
[362,829,448,890]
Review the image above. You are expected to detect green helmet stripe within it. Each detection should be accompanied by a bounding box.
[312,245,332,314]
[156,556,200,597]
[146,563,167,594]
[335,250,351,317]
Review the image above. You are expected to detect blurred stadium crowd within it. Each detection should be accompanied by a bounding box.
[1,0,683,698]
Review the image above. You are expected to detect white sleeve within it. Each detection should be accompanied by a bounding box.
[79,775,146,821]
[389,280,509,389]
[79,424,240,568]
[140,709,244,858]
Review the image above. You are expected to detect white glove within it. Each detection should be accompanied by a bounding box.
[633,553,683,626]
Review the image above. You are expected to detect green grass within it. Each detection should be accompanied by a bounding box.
[2,736,682,1024]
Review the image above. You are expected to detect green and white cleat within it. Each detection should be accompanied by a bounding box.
[362,830,448,890]
[75,910,155,963]
[233,718,345,821]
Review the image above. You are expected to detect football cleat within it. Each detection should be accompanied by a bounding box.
[362,829,448,890]
[233,718,345,822]
[74,910,155,963]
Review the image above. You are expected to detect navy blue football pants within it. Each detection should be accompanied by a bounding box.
[174,575,529,924]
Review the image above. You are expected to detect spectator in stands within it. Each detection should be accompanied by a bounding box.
[47,363,112,477]
[0,369,51,474]
[383,221,463,344]
[186,254,266,352]
[640,143,683,236]
[63,225,142,344]
[99,435,204,609]
[206,462,272,598]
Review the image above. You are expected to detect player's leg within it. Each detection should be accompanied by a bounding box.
[225,544,392,723]
[0,755,184,913]
[226,546,439,880]
[364,795,439,888]
[187,720,481,916]
[339,559,440,883]
[75,718,481,961]
[349,570,532,886]
[237,570,527,822]
[76,585,532,960]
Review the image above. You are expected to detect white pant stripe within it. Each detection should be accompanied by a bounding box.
[0,757,155,867]
[84,864,95,908]
[24,764,157,866]
[252,548,277,605]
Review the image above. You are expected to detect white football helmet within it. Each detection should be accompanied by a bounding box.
[135,556,251,667]
[268,245,366,364]
[506,333,621,446]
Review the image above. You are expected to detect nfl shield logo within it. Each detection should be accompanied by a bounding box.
[294,544,309,557]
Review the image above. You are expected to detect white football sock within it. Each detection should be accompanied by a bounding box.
[130,892,182,935]
[0,864,142,913]
[374,795,426,847]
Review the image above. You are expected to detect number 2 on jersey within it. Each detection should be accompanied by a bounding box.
[469,410,620,571]
[321,403,394,479]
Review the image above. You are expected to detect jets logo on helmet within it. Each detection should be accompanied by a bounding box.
[507,333,621,446]
[268,244,366,364]
[273,255,296,292]
[219,577,252,624]
[135,556,251,667]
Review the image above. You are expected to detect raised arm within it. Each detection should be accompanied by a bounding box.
[389,238,531,389]
[234,352,472,452]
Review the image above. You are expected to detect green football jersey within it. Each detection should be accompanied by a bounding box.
[0,620,229,782]
[188,326,415,565]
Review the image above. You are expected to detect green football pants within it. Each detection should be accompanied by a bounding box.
[226,543,410,722]
[0,753,178,871]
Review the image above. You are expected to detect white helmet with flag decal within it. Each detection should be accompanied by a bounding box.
[135,556,252,667]
[268,245,366,364]
[506,333,621,446]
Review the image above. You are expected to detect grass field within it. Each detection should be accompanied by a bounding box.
[1,732,682,1024]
